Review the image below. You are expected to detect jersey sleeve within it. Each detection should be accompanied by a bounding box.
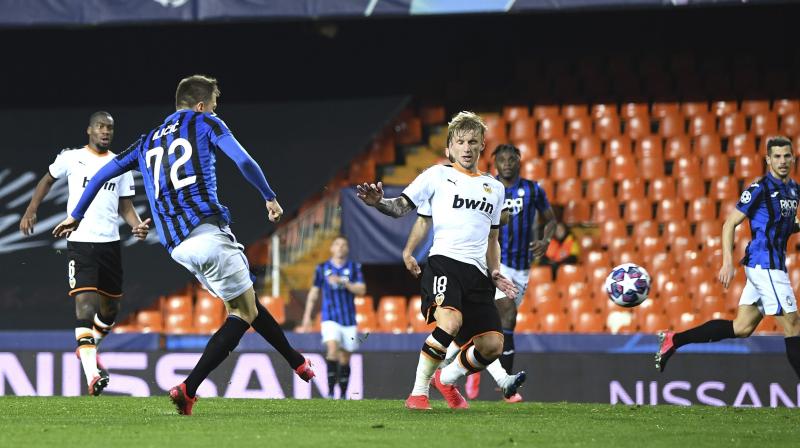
[491,183,503,228]
[416,199,432,217]
[118,171,136,198]
[401,166,439,208]
[113,136,144,171]
[736,180,764,217]
[351,263,365,284]
[533,182,552,212]
[313,264,324,288]
[48,151,69,179]
[202,113,233,146]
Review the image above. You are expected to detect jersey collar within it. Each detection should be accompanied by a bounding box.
[451,163,482,177]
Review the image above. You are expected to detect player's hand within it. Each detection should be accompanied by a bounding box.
[53,216,80,238]
[718,261,735,288]
[266,199,283,223]
[131,218,151,240]
[530,240,548,258]
[356,182,384,206]
[491,269,518,299]
[19,211,37,236]
[403,251,422,277]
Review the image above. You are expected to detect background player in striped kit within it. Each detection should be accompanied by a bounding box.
[656,136,800,379]
[300,236,366,399]
[465,143,556,402]
[21,111,150,396]
[53,75,314,415]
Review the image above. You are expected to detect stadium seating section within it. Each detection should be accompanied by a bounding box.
[116,80,800,336]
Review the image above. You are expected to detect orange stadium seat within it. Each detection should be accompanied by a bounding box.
[539,116,565,140]
[599,219,628,246]
[695,219,722,244]
[509,117,536,142]
[523,158,547,180]
[354,295,374,314]
[585,250,611,270]
[557,264,587,284]
[503,105,530,122]
[681,101,709,117]
[539,313,570,333]
[529,265,554,286]
[701,153,730,179]
[640,311,671,333]
[395,116,422,145]
[567,116,593,140]
[632,220,659,243]
[572,312,605,333]
[652,102,680,119]
[356,310,378,333]
[780,112,800,136]
[580,155,608,180]
[484,115,508,142]
[694,134,722,156]
[378,296,408,333]
[556,178,583,205]
[637,135,664,159]
[688,114,716,137]
[164,311,194,334]
[709,176,739,201]
[550,157,578,181]
[534,295,565,316]
[586,178,613,202]
[194,291,224,334]
[606,135,633,158]
[639,235,667,258]
[533,104,560,120]
[563,103,589,119]
[626,115,652,140]
[564,281,592,302]
[659,113,685,139]
[419,105,445,125]
[665,135,691,160]
[648,177,676,201]
[677,175,706,202]
[729,133,757,156]
[515,138,536,160]
[164,293,193,315]
[562,200,590,225]
[711,100,737,117]
[656,198,687,222]
[544,137,572,160]
[673,155,701,178]
[596,115,621,140]
[408,296,434,333]
[775,99,800,115]
[136,310,163,333]
[623,198,653,222]
[609,154,637,181]
[566,296,595,316]
[741,100,770,116]
[592,198,621,222]
[538,179,555,201]
[575,135,603,159]
[623,102,649,119]
[664,295,695,320]
[515,310,538,333]
[638,156,665,180]
[592,103,618,119]
[752,112,779,137]
[734,153,764,180]
[618,178,645,201]
[720,112,746,137]
[259,295,286,325]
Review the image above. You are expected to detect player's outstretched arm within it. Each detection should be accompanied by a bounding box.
[718,208,747,288]
[403,216,431,277]
[20,173,56,236]
[356,181,414,218]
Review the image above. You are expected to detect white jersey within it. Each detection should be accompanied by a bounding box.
[402,164,504,275]
[48,146,135,243]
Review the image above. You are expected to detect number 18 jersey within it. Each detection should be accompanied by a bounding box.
[114,110,232,252]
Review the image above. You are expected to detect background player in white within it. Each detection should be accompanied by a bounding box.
[358,111,518,410]
[656,136,800,379]
[20,111,150,395]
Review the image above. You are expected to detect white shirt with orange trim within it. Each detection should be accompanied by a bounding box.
[402,164,504,275]
[48,146,135,243]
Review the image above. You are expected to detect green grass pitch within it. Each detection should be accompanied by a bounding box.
[1,397,796,447]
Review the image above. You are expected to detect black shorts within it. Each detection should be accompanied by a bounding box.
[67,241,123,298]
[420,255,501,346]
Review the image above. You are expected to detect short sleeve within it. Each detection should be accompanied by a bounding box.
[313,264,324,288]
[402,166,439,208]
[533,182,551,212]
[351,263,364,284]
[736,180,764,217]
[48,151,69,179]
[417,199,432,217]
[118,171,136,198]
[202,113,233,146]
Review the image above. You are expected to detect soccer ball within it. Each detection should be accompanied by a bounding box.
[604,263,651,308]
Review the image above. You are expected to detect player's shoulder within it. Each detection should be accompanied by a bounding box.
[55,146,83,157]
[200,112,230,129]
[481,173,505,190]
[745,176,766,191]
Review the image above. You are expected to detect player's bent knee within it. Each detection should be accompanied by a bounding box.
[433,308,462,335]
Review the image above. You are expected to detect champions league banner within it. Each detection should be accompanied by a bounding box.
[1,351,798,407]
[0,98,405,329]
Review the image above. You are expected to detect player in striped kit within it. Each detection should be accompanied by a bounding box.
[656,136,800,379]
[21,111,150,396]
[300,236,366,399]
[54,75,314,415]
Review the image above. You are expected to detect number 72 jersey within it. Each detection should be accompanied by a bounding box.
[114,110,232,252]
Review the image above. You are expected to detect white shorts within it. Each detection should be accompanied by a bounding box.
[170,222,252,302]
[494,263,528,307]
[739,265,798,315]
[321,320,360,353]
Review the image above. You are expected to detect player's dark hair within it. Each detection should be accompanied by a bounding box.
[175,75,220,109]
[766,136,793,155]
[88,111,112,126]
[492,144,521,159]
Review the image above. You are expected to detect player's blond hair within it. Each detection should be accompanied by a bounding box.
[446,111,487,146]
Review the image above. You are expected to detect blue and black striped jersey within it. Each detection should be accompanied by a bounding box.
[313,259,364,326]
[497,177,551,270]
[736,172,800,271]
[114,110,233,252]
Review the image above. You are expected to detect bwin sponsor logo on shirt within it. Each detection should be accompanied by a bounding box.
[779,199,798,217]
[452,194,494,214]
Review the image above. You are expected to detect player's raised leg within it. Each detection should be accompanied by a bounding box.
[250,294,314,381]
[438,332,503,404]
